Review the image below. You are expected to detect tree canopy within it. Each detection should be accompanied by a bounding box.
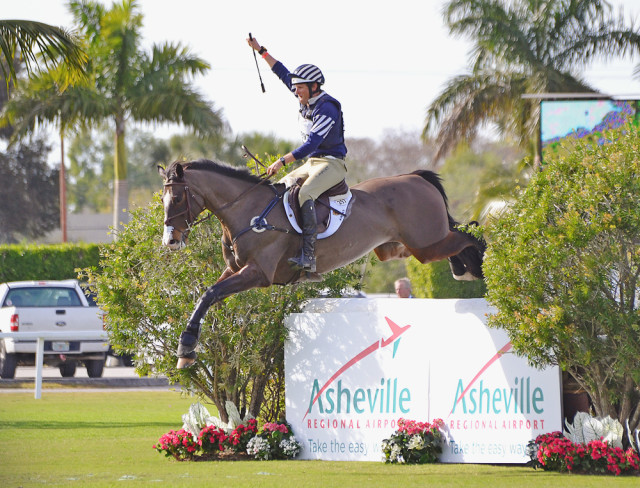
[0,19,87,90]
[0,138,58,243]
[425,0,640,164]
[2,0,223,232]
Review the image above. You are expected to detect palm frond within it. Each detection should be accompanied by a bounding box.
[0,20,87,90]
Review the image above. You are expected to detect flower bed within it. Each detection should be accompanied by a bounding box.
[154,419,301,462]
[528,431,640,476]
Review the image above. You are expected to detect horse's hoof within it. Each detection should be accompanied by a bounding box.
[176,357,196,369]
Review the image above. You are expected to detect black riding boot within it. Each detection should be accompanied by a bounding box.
[288,200,317,272]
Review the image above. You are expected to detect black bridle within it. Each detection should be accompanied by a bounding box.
[163,181,211,239]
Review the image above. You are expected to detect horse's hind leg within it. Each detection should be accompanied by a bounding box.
[177,263,270,369]
[407,230,485,280]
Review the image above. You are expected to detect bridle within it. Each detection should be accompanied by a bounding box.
[163,181,211,238]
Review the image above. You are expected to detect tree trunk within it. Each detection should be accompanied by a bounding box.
[112,117,128,232]
[112,178,129,232]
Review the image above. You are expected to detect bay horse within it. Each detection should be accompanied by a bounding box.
[158,159,485,368]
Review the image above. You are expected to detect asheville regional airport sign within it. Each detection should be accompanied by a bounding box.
[284,298,561,462]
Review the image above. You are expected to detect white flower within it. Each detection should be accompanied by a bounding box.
[390,445,403,463]
[407,434,425,450]
[279,438,301,458]
[246,436,272,460]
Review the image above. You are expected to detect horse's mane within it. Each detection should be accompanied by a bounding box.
[167,159,264,185]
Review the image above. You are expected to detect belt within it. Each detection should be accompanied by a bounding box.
[314,154,345,161]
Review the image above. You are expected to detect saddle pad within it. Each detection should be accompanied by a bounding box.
[283,190,354,239]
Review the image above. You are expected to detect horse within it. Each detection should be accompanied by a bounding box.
[158,159,485,368]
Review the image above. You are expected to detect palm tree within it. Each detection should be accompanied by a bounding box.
[424,0,640,165]
[3,0,223,232]
[0,19,87,90]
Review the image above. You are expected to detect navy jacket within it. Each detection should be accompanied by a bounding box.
[272,61,347,160]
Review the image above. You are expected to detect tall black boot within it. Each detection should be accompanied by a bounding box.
[288,200,317,272]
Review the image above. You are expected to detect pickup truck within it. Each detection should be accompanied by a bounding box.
[0,280,108,379]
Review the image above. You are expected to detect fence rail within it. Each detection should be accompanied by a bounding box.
[0,331,109,399]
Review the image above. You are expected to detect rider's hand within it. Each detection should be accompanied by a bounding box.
[247,36,261,51]
[266,159,283,176]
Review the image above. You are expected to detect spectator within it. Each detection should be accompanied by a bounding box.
[394,278,413,298]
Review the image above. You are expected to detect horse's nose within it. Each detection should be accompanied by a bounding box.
[162,225,178,248]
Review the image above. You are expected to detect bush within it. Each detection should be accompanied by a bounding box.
[381,418,444,464]
[484,125,640,440]
[0,243,100,282]
[83,193,362,423]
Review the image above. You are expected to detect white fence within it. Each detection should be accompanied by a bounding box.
[0,331,109,399]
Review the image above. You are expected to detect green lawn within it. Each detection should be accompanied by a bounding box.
[0,390,636,487]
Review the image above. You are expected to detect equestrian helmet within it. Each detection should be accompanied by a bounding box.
[291,64,325,85]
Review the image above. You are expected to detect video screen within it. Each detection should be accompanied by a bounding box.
[540,99,640,162]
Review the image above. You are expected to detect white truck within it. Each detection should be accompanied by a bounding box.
[0,280,109,379]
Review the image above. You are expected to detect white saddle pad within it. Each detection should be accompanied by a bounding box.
[283,190,353,239]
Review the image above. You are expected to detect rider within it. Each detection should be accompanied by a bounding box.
[247,36,348,273]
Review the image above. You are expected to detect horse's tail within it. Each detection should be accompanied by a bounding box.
[411,169,486,280]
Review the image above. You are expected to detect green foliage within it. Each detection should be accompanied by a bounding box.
[439,142,526,222]
[427,0,640,161]
[0,243,100,282]
[67,127,173,212]
[407,258,486,299]
[82,194,362,422]
[361,257,406,295]
[484,125,640,437]
[0,19,87,91]
[0,137,59,243]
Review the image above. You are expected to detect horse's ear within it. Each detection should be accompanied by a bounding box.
[158,165,166,179]
[175,163,184,179]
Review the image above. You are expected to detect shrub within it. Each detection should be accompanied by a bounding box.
[484,125,640,440]
[381,418,444,464]
[528,431,640,476]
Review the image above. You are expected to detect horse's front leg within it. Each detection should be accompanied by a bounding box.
[176,262,270,369]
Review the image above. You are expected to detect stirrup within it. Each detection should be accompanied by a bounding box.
[288,253,316,273]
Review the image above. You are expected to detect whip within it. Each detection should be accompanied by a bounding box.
[248,33,266,93]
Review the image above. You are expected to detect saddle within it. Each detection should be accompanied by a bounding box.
[285,178,353,235]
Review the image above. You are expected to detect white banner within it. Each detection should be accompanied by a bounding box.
[284,298,561,462]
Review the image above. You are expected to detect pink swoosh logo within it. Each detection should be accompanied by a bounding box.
[448,341,513,416]
[303,317,411,420]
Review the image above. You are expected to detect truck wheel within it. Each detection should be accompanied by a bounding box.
[85,359,105,378]
[0,341,17,379]
[59,360,77,377]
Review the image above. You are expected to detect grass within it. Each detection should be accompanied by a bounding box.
[0,390,637,487]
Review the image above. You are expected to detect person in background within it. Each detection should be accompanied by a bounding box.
[246,35,347,274]
[394,278,413,298]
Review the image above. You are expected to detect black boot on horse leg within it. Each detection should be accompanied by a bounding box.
[176,293,214,369]
[288,199,317,272]
[176,323,200,369]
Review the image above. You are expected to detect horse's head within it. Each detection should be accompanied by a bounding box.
[158,162,205,250]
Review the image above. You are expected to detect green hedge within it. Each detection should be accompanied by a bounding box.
[407,257,486,298]
[0,243,101,283]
